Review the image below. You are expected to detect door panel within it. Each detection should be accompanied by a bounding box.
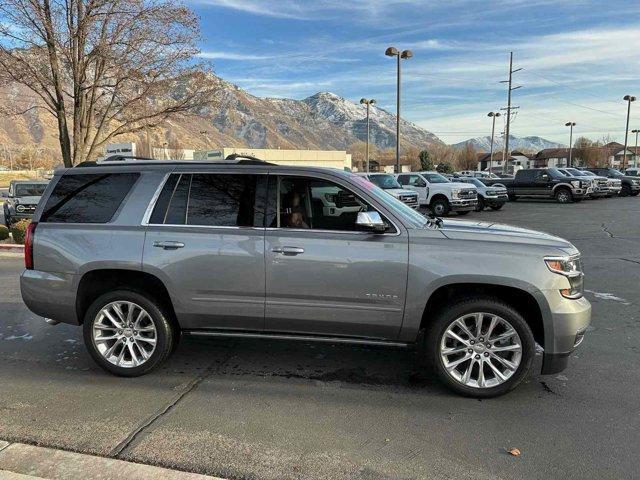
[144,226,265,330]
[142,172,267,331]
[264,175,408,340]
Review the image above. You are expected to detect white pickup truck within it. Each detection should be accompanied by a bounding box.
[356,173,420,209]
[396,171,478,216]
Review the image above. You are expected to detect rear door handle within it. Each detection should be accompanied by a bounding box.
[272,246,304,256]
[153,241,185,250]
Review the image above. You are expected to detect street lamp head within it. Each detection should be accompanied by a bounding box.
[400,50,413,59]
[624,95,636,102]
[632,129,640,133]
[385,46,399,57]
[370,99,376,105]
[360,98,367,105]
[565,122,576,127]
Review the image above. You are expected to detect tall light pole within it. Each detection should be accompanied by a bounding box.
[565,122,576,167]
[487,112,501,173]
[360,98,376,172]
[622,95,636,171]
[632,128,639,168]
[385,46,413,173]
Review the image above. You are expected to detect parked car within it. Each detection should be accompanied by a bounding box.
[21,159,591,397]
[457,171,501,179]
[557,168,608,198]
[484,168,590,203]
[3,180,49,226]
[356,173,419,209]
[579,170,622,196]
[625,167,640,177]
[396,171,478,216]
[456,177,508,211]
[584,167,640,197]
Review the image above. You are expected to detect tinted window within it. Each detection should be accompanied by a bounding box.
[517,170,534,180]
[367,174,401,189]
[149,174,179,224]
[165,174,190,225]
[423,173,450,183]
[277,176,382,232]
[15,183,47,197]
[187,174,260,227]
[41,173,138,223]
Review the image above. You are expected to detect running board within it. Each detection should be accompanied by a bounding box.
[184,330,410,348]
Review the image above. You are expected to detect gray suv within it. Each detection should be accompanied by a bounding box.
[20,160,591,397]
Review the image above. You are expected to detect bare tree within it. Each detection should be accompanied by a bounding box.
[0,0,217,167]
[454,143,477,171]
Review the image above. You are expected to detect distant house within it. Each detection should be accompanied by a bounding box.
[602,142,637,168]
[476,150,533,172]
[532,148,570,168]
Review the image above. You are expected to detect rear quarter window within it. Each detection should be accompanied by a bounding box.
[41,173,139,223]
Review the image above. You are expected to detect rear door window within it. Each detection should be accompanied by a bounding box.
[41,173,139,223]
[149,173,265,227]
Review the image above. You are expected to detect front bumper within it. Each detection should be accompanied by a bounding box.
[540,293,591,374]
[608,186,622,194]
[450,198,477,211]
[483,194,508,206]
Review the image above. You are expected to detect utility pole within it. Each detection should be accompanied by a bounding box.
[565,122,576,167]
[385,47,413,173]
[487,112,501,173]
[622,95,636,171]
[632,129,640,168]
[360,98,376,172]
[500,52,522,174]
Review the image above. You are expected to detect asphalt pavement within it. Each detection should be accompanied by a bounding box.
[0,197,639,480]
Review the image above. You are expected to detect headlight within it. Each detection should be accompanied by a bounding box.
[451,188,460,198]
[633,180,640,185]
[570,180,580,188]
[544,255,583,299]
[16,205,26,212]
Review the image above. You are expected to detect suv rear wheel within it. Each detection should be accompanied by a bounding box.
[620,185,631,197]
[424,297,535,397]
[82,290,175,376]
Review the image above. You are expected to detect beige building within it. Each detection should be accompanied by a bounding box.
[195,148,352,170]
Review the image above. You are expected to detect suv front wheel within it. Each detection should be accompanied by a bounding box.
[83,290,175,376]
[424,297,535,397]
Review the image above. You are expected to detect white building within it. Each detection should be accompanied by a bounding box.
[195,148,352,170]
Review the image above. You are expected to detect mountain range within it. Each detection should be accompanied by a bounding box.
[452,135,565,153]
[0,78,442,159]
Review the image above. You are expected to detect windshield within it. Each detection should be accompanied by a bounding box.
[348,174,428,228]
[367,174,402,189]
[463,178,484,188]
[607,168,625,177]
[566,168,586,176]
[548,168,568,178]
[581,171,596,176]
[422,173,450,184]
[15,183,47,197]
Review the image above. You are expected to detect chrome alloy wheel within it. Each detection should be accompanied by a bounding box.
[439,312,522,389]
[92,301,157,368]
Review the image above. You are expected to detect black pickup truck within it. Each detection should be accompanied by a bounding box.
[484,168,590,203]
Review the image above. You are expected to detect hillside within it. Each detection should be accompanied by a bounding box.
[0,77,443,161]
[452,135,565,152]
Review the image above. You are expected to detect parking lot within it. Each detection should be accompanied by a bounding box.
[0,197,638,480]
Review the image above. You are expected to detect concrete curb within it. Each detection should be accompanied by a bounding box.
[0,244,23,254]
[0,442,226,480]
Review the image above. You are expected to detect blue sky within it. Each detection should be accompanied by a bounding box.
[188,0,640,145]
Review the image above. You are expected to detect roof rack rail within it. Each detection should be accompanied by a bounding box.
[101,155,155,163]
[224,153,274,165]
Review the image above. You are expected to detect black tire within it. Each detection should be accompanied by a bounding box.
[82,290,175,377]
[423,297,535,398]
[620,185,631,197]
[508,194,517,201]
[631,191,639,197]
[430,198,450,216]
[474,197,485,212]
[489,204,503,210]
[554,188,573,204]
[457,210,470,216]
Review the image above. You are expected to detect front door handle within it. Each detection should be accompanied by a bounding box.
[153,241,185,250]
[272,246,304,256]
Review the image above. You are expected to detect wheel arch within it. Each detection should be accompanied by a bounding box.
[76,268,178,331]
[429,193,450,205]
[417,280,550,351]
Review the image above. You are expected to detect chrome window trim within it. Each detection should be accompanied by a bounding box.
[141,169,405,236]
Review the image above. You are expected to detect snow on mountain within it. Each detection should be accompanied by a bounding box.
[452,135,565,153]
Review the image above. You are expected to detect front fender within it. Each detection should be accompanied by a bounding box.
[399,274,554,348]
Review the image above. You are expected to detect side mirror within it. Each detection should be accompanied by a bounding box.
[356,211,387,233]
[540,174,549,181]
